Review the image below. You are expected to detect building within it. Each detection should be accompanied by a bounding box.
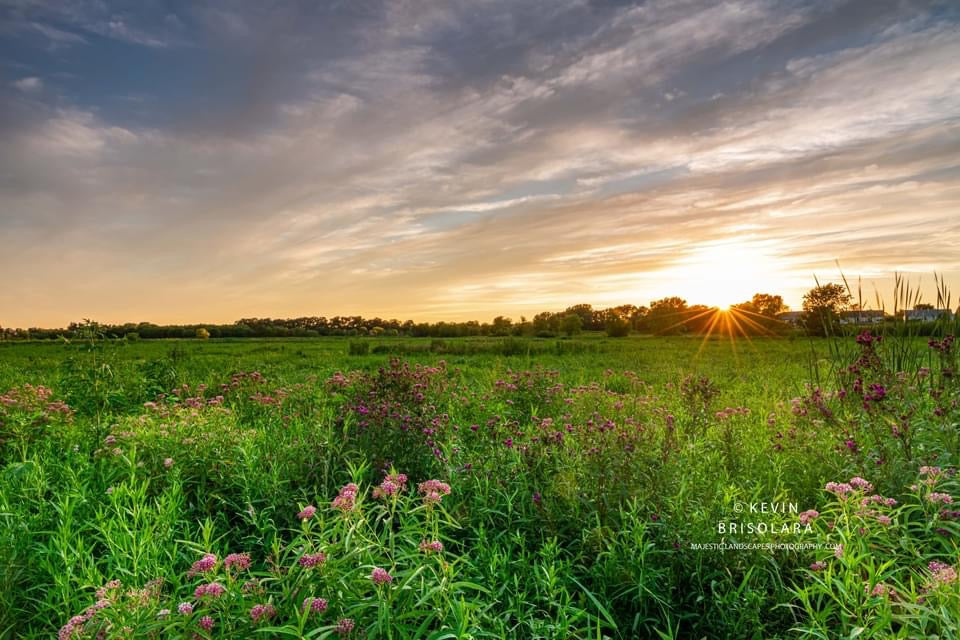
[839,310,887,325]
[776,311,804,325]
[905,308,955,322]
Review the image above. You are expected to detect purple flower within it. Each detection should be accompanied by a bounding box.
[224,553,251,571]
[250,603,276,623]
[177,602,193,615]
[198,615,214,631]
[188,553,217,576]
[303,596,328,614]
[335,618,355,635]
[810,561,827,571]
[371,567,393,586]
[299,552,326,569]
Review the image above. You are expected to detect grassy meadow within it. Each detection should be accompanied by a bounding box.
[1,333,958,639]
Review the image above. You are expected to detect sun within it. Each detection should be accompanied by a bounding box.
[655,240,787,309]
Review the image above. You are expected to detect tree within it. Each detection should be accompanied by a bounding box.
[802,283,852,336]
[605,316,631,337]
[196,327,210,339]
[560,313,583,336]
[750,293,787,317]
[646,297,689,334]
[564,304,597,331]
[491,316,513,336]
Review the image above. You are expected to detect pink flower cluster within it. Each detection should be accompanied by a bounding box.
[419,539,444,554]
[826,476,875,498]
[303,596,329,614]
[299,552,326,569]
[371,567,393,586]
[798,510,819,525]
[224,552,251,571]
[332,483,360,512]
[928,561,958,584]
[194,582,226,599]
[298,505,317,520]
[250,603,276,623]
[336,618,356,635]
[188,553,218,576]
[418,479,451,505]
[198,615,214,631]
[714,406,750,421]
[928,492,954,504]
[178,602,193,615]
[372,472,408,499]
[58,596,112,639]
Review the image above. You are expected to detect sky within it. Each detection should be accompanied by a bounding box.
[2,0,959,328]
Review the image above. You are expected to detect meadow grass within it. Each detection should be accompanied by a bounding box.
[0,333,957,639]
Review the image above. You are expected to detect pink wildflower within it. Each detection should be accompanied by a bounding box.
[163,457,174,469]
[249,603,276,623]
[799,509,819,525]
[849,477,874,492]
[371,567,393,586]
[224,553,251,571]
[178,602,193,615]
[419,539,444,554]
[198,615,214,631]
[188,553,217,576]
[303,597,328,614]
[297,505,317,520]
[809,561,827,571]
[299,552,326,569]
[929,492,953,504]
[335,618,355,635]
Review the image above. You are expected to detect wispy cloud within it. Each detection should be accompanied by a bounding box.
[0,0,958,326]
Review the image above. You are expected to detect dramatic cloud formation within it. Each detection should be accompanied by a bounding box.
[1,0,958,326]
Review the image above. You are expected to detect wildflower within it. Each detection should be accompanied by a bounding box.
[929,492,954,504]
[825,482,854,497]
[799,509,819,525]
[834,544,844,559]
[299,552,326,568]
[194,582,226,599]
[104,435,116,445]
[417,479,451,505]
[849,477,874,492]
[198,615,214,631]
[335,618,355,635]
[178,602,193,615]
[876,515,892,526]
[419,539,444,554]
[105,487,114,495]
[532,491,542,506]
[929,561,958,584]
[371,567,393,586]
[865,582,892,598]
[250,603,276,623]
[188,553,218,576]
[303,596,328,614]
[224,553,251,572]
[332,483,359,513]
[158,609,170,618]
[297,505,317,520]
[163,457,174,469]
[810,561,827,571]
[95,580,121,599]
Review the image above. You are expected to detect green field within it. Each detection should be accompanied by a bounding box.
[1,334,957,639]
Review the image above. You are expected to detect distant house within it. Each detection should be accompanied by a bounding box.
[905,308,955,322]
[776,311,804,325]
[839,310,886,325]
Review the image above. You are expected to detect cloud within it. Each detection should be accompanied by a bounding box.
[0,0,958,326]
[12,76,43,91]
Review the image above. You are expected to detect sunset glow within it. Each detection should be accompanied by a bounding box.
[1,1,959,327]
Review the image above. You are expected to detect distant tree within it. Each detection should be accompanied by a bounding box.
[491,316,513,336]
[802,283,852,336]
[646,297,689,334]
[605,316,631,337]
[750,293,787,317]
[564,304,597,331]
[195,327,210,339]
[560,313,583,336]
[915,303,934,310]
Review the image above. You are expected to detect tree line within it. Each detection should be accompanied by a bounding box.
[2,285,954,340]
